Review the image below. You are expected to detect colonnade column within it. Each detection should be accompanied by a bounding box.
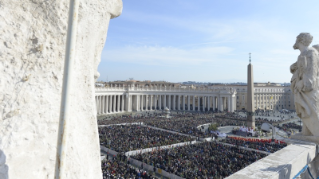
[154,95,157,110]
[183,95,185,110]
[96,96,99,114]
[203,96,206,112]
[173,95,176,110]
[168,95,171,109]
[227,96,231,112]
[109,95,112,113]
[193,96,195,111]
[146,95,149,110]
[150,95,153,110]
[128,95,132,112]
[208,96,210,111]
[106,95,109,113]
[163,95,166,108]
[117,95,120,112]
[159,95,161,110]
[98,96,101,114]
[122,94,124,112]
[102,96,105,114]
[136,95,140,111]
[178,95,181,110]
[198,96,200,111]
[187,96,190,111]
[141,95,144,111]
[218,96,223,111]
[113,95,116,112]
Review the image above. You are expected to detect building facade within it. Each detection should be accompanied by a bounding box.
[209,82,294,111]
[95,85,237,115]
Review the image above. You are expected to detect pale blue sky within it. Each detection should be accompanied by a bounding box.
[98,0,319,83]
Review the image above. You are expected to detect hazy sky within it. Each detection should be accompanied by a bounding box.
[98,0,319,83]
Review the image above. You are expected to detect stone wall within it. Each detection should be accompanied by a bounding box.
[0,0,122,178]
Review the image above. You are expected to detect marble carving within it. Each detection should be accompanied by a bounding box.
[290,33,319,137]
[0,0,122,178]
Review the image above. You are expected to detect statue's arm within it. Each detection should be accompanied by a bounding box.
[290,62,297,73]
[302,52,317,92]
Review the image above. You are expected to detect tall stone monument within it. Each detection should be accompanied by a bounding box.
[0,0,123,179]
[247,54,255,129]
[290,33,319,139]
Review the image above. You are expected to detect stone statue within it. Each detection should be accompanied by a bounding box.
[0,0,122,179]
[290,33,319,136]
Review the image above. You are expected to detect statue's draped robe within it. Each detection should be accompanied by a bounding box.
[291,48,319,136]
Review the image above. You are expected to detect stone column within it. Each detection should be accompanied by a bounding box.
[136,95,139,111]
[223,97,227,109]
[117,95,120,112]
[193,95,195,111]
[182,95,185,110]
[198,96,200,111]
[122,94,124,112]
[146,95,149,110]
[110,95,114,113]
[150,95,153,110]
[105,95,109,114]
[187,96,190,111]
[173,95,176,110]
[203,96,206,111]
[163,95,166,108]
[228,96,231,112]
[128,95,132,112]
[141,95,144,111]
[208,96,210,111]
[219,96,223,111]
[113,95,116,112]
[109,95,112,113]
[178,95,181,110]
[168,95,171,109]
[159,95,161,110]
[153,95,157,110]
[96,96,99,114]
[103,96,106,113]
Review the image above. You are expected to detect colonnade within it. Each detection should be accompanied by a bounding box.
[95,93,236,115]
[95,94,126,114]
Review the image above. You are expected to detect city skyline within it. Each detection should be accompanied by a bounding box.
[98,0,319,83]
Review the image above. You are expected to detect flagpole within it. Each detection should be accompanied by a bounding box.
[55,0,80,178]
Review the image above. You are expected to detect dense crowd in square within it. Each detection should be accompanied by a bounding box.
[102,153,157,179]
[98,110,295,178]
[220,136,287,153]
[131,141,267,179]
[99,125,193,153]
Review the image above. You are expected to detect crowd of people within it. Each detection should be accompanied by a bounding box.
[220,136,287,153]
[131,141,267,179]
[99,125,193,152]
[98,111,296,178]
[278,122,301,132]
[102,153,157,179]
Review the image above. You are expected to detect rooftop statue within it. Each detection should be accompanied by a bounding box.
[290,33,319,136]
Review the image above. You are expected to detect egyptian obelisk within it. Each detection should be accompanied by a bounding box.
[247,53,255,129]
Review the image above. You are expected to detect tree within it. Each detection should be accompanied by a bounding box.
[209,123,218,131]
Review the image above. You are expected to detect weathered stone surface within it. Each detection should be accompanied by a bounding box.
[226,139,317,179]
[290,33,319,137]
[0,0,122,178]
